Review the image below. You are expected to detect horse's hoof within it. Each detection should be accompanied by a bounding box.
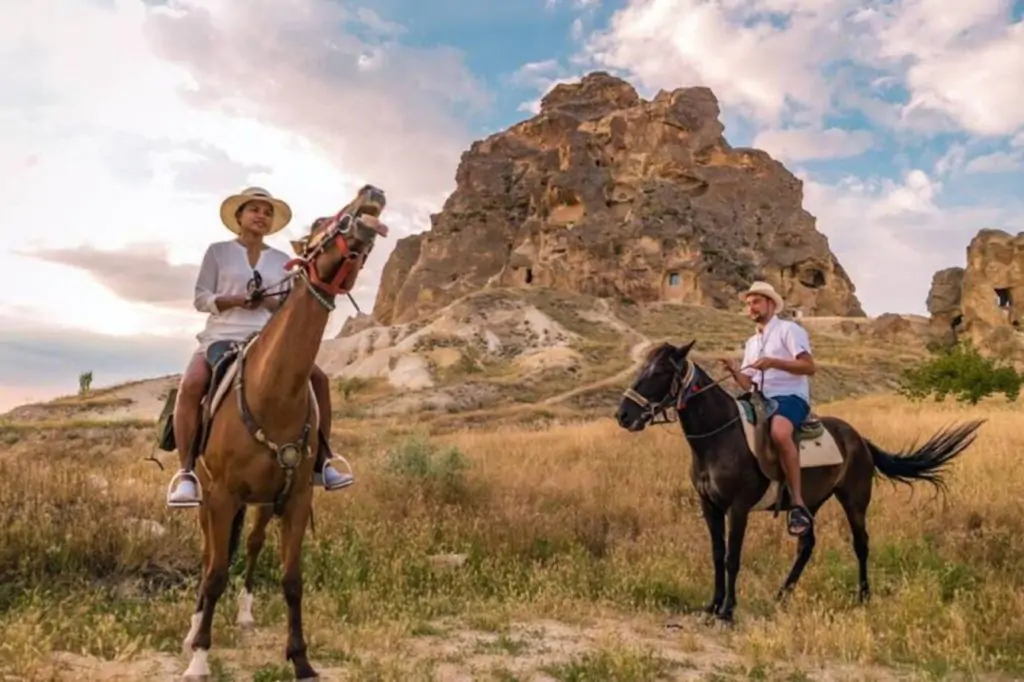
[294,662,319,681]
[183,648,210,680]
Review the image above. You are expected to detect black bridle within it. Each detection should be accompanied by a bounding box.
[621,355,744,440]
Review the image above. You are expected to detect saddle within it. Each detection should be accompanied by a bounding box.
[156,338,250,461]
[736,390,824,483]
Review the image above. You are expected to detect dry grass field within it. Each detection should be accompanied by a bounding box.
[1,389,1022,680]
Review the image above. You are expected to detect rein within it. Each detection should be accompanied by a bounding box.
[622,358,749,440]
[228,185,388,512]
[244,185,388,313]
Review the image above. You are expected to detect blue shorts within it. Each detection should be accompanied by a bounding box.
[772,394,810,427]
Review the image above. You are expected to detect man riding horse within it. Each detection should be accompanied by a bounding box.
[717,281,816,537]
[165,186,352,508]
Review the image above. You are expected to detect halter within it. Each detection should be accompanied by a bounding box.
[245,185,388,312]
[621,355,743,440]
[287,185,388,300]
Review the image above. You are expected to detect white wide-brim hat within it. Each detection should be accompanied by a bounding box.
[740,280,785,313]
[220,186,292,235]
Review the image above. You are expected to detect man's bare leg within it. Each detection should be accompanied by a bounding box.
[770,416,810,536]
[167,352,210,507]
[310,364,354,491]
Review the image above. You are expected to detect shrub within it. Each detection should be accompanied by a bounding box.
[897,340,1022,405]
[383,435,474,507]
[78,371,93,396]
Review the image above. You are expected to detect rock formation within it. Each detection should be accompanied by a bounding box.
[370,71,864,326]
[926,229,1024,358]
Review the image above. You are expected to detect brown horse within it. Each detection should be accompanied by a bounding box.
[615,340,984,623]
[180,186,388,681]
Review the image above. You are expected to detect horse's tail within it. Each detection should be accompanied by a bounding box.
[227,506,247,565]
[866,419,985,491]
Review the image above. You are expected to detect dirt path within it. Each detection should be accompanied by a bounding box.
[543,301,652,406]
[28,613,930,681]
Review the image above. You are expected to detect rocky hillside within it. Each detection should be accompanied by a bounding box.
[316,289,923,420]
[1,290,930,426]
[372,71,864,326]
[927,228,1024,362]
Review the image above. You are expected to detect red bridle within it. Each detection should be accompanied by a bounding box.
[285,205,388,297]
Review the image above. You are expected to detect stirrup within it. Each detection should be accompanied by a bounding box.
[166,469,202,508]
[316,454,355,491]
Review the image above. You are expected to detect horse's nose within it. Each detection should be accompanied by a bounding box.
[614,406,628,427]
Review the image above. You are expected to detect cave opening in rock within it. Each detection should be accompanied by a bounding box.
[667,272,680,287]
[525,268,533,284]
[800,268,826,289]
[951,314,963,330]
[995,288,1011,308]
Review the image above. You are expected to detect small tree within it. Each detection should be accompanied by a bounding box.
[898,341,1022,405]
[78,370,93,396]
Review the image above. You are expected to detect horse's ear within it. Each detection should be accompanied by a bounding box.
[676,339,696,358]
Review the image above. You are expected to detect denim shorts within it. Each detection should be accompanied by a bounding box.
[773,394,810,427]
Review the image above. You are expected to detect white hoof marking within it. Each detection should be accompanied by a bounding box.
[236,589,255,627]
[182,647,210,680]
[181,612,202,657]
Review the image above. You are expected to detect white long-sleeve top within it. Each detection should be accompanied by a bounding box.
[193,239,294,351]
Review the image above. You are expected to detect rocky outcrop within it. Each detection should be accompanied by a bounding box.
[927,229,1024,358]
[371,71,864,325]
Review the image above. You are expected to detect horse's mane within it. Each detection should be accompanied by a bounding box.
[638,342,678,379]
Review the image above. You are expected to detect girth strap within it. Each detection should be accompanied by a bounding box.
[233,348,314,516]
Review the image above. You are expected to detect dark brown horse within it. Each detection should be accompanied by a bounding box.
[180,186,388,681]
[615,340,984,623]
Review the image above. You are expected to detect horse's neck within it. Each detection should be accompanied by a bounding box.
[679,376,738,446]
[245,280,329,417]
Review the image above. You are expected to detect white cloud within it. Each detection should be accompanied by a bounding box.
[580,0,850,125]
[577,0,1024,135]
[964,151,1024,173]
[143,0,490,205]
[0,316,194,413]
[0,0,496,407]
[803,168,1024,316]
[0,0,485,354]
[753,126,874,162]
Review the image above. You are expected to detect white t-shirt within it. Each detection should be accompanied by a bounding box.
[740,315,812,402]
[193,239,293,351]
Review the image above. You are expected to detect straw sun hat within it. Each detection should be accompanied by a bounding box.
[740,280,785,313]
[219,186,293,235]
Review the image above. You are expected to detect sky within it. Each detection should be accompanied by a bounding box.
[1,0,1023,411]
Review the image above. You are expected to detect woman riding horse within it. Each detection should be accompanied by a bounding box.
[166,186,352,507]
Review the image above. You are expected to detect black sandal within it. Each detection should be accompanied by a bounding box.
[787,506,813,537]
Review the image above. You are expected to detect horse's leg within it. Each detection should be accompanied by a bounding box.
[280,494,317,680]
[183,490,237,681]
[238,506,273,628]
[776,498,827,602]
[699,496,727,617]
[183,504,211,656]
[719,507,749,622]
[835,483,871,603]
